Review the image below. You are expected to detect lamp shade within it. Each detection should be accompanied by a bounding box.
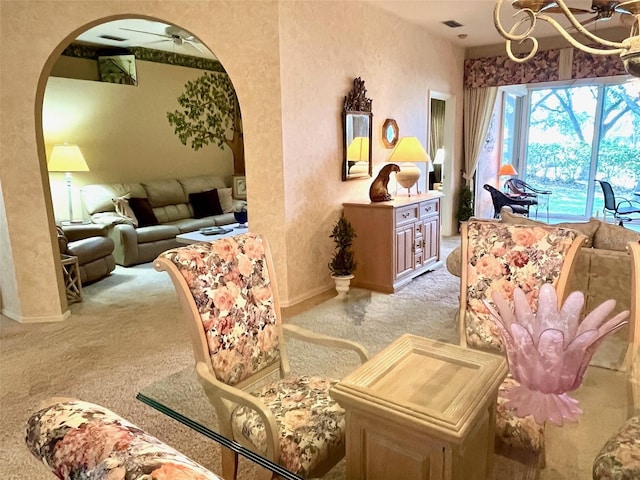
[433,148,445,165]
[387,136,430,164]
[347,137,370,162]
[48,144,89,172]
[498,164,517,176]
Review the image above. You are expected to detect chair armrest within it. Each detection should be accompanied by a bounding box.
[283,324,369,363]
[196,362,280,463]
[61,223,108,241]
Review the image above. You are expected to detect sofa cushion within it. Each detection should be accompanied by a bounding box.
[66,236,115,265]
[81,183,146,215]
[178,175,227,196]
[142,179,186,207]
[217,187,234,213]
[593,221,640,251]
[129,197,159,227]
[189,189,223,218]
[136,224,180,243]
[500,207,600,247]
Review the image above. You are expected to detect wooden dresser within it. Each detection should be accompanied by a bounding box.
[343,192,444,293]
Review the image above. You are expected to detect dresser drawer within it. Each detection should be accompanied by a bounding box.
[419,200,439,219]
[396,205,419,227]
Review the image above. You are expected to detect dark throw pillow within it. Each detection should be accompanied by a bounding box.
[128,197,158,227]
[189,189,223,219]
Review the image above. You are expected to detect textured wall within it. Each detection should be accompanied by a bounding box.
[278,1,465,303]
[0,0,464,322]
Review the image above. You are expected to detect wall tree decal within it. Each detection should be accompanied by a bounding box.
[167,72,245,174]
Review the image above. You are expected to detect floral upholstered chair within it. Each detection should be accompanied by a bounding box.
[459,219,586,473]
[592,240,640,480]
[154,233,369,480]
[26,399,222,479]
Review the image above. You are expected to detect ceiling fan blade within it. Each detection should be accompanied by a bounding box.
[184,39,204,53]
[120,27,171,39]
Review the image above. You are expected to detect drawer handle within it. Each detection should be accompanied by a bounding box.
[403,212,410,218]
[424,206,432,212]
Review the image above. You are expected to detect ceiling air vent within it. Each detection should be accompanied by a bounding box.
[442,20,463,28]
[99,34,127,42]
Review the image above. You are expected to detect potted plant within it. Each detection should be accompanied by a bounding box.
[456,183,474,226]
[328,214,357,299]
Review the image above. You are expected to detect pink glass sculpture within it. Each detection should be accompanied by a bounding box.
[486,284,629,426]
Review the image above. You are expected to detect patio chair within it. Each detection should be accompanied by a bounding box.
[505,178,552,221]
[483,184,536,219]
[459,219,586,476]
[154,233,369,480]
[596,180,640,226]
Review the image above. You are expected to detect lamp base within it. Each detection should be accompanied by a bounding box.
[395,163,421,196]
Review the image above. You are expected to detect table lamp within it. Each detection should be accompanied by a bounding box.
[387,136,430,196]
[498,163,517,192]
[47,144,89,223]
[347,136,370,175]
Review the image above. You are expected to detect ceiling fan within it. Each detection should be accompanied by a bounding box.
[120,25,204,53]
[570,0,637,28]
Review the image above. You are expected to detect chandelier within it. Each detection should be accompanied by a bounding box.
[494,0,640,77]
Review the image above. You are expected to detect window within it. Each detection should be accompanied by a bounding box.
[514,79,640,220]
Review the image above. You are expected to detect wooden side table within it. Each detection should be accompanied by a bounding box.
[330,334,508,480]
[61,254,82,304]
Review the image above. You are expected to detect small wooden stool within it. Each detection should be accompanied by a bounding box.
[61,254,82,304]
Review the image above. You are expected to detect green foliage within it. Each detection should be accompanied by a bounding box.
[167,72,238,151]
[456,184,473,223]
[328,215,357,276]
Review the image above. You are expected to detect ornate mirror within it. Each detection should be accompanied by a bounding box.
[343,77,373,181]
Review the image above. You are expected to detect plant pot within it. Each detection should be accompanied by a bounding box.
[332,274,354,299]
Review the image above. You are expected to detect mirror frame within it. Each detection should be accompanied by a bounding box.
[342,77,373,181]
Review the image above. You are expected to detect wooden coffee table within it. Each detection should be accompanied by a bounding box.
[175,223,247,244]
[330,334,508,480]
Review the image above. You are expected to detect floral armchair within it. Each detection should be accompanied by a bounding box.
[459,219,586,472]
[26,399,221,480]
[154,233,369,480]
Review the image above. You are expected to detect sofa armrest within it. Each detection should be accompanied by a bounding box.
[26,399,222,480]
[61,224,108,241]
[108,224,139,266]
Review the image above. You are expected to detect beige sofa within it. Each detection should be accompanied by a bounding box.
[447,207,640,316]
[81,175,246,266]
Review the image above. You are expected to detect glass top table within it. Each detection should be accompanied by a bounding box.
[137,366,304,480]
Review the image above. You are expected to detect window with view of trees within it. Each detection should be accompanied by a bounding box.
[520,80,640,220]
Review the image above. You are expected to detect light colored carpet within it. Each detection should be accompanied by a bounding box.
[0,235,631,480]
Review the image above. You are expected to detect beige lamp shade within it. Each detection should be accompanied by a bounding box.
[347,136,370,162]
[387,137,430,193]
[47,144,89,172]
[498,163,517,176]
[433,148,445,165]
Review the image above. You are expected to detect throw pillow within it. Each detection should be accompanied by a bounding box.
[128,197,159,227]
[500,207,599,247]
[189,189,223,219]
[593,221,640,251]
[217,187,234,213]
[111,194,139,227]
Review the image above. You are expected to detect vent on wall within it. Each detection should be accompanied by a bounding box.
[442,20,463,28]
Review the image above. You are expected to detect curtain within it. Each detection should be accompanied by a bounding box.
[462,86,498,187]
[430,99,445,156]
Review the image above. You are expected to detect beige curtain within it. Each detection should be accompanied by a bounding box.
[462,87,498,187]
[430,99,446,155]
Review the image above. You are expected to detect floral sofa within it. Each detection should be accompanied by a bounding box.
[447,207,640,317]
[81,175,247,266]
[26,399,222,480]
